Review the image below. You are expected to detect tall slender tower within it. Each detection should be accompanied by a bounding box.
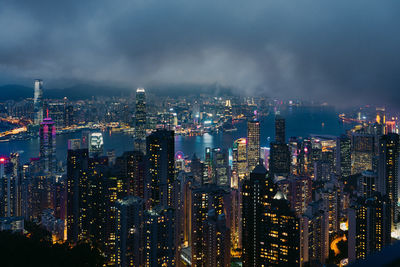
[146,129,175,209]
[378,133,399,225]
[275,115,286,144]
[247,120,260,172]
[33,79,43,125]
[39,117,56,173]
[134,88,146,153]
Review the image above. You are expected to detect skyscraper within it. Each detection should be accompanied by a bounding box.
[204,210,231,267]
[301,201,330,266]
[351,133,375,175]
[275,115,286,144]
[89,132,104,157]
[134,88,146,153]
[146,129,175,209]
[232,138,247,187]
[336,134,352,178]
[115,196,144,267]
[33,79,43,125]
[39,117,56,173]
[212,148,230,187]
[247,120,260,172]
[191,184,231,266]
[116,151,146,198]
[66,140,89,242]
[264,195,300,266]
[378,133,399,224]
[269,142,290,177]
[143,207,175,266]
[348,193,391,262]
[242,163,276,266]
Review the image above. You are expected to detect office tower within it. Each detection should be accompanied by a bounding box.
[204,147,213,184]
[191,184,231,266]
[39,117,56,173]
[116,151,145,198]
[134,88,146,153]
[45,101,65,129]
[144,207,175,266]
[315,182,341,234]
[232,138,247,187]
[301,200,329,266]
[212,148,230,187]
[178,172,195,248]
[359,170,377,198]
[33,79,43,125]
[0,155,21,218]
[247,120,260,172]
[89,132,104,156]
[276,175,312,217]
[351,133,375,174]
[64,105,74,127]
[348,193,391,262]
[66,140,89,242]
[146,129,175,208]
[378,133,399,224]
[264,195,301,266]
[269,142,290,177]
[242,163,276,266]
[190,154,204,185]
[275,115,286,144]
[336,134,352,178]
[115,196,144,267]
[204,210,231,267]
[314,160,333,181]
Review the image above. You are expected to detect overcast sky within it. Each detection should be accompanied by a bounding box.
[0,0,399,106]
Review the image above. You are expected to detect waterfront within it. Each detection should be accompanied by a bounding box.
[0,106,353,164]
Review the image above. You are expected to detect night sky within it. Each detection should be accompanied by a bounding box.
[1,0,399,107]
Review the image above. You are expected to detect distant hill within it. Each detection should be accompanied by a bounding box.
[0,83,234,101]
[0,84,33,101]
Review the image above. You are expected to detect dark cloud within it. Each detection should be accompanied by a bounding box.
[0,0,399,107]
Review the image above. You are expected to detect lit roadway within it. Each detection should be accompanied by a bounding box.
[0,117,29,138]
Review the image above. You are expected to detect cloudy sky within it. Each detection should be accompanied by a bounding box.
[0,0,399,106]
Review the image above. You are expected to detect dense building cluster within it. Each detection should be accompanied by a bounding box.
[1,81,400,266]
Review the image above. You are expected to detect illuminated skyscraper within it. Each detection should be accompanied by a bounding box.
[134,88,146,153]
[146,129,175,209]
[116,151,145,198]
[89,132,104,157]
[336,134,352,178]
[204,210,231,267]
[144,207,175,266]
[275,115,286,144]
[264,194,300,266]
[191,184,231,266]
[39,117,56,173]
[247,120,260,172]
[348,193,391,262]
[232,138,247,187]
[301,201,329,266]
[66,140,89,243]
[242,163,277,266]
[269,142,290,177]
[351,133,375,175]
[33,79,43,125]
[212,148,230,187]
[378,133,399,224]
[0,154,22,218]
[115,196,144,267]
